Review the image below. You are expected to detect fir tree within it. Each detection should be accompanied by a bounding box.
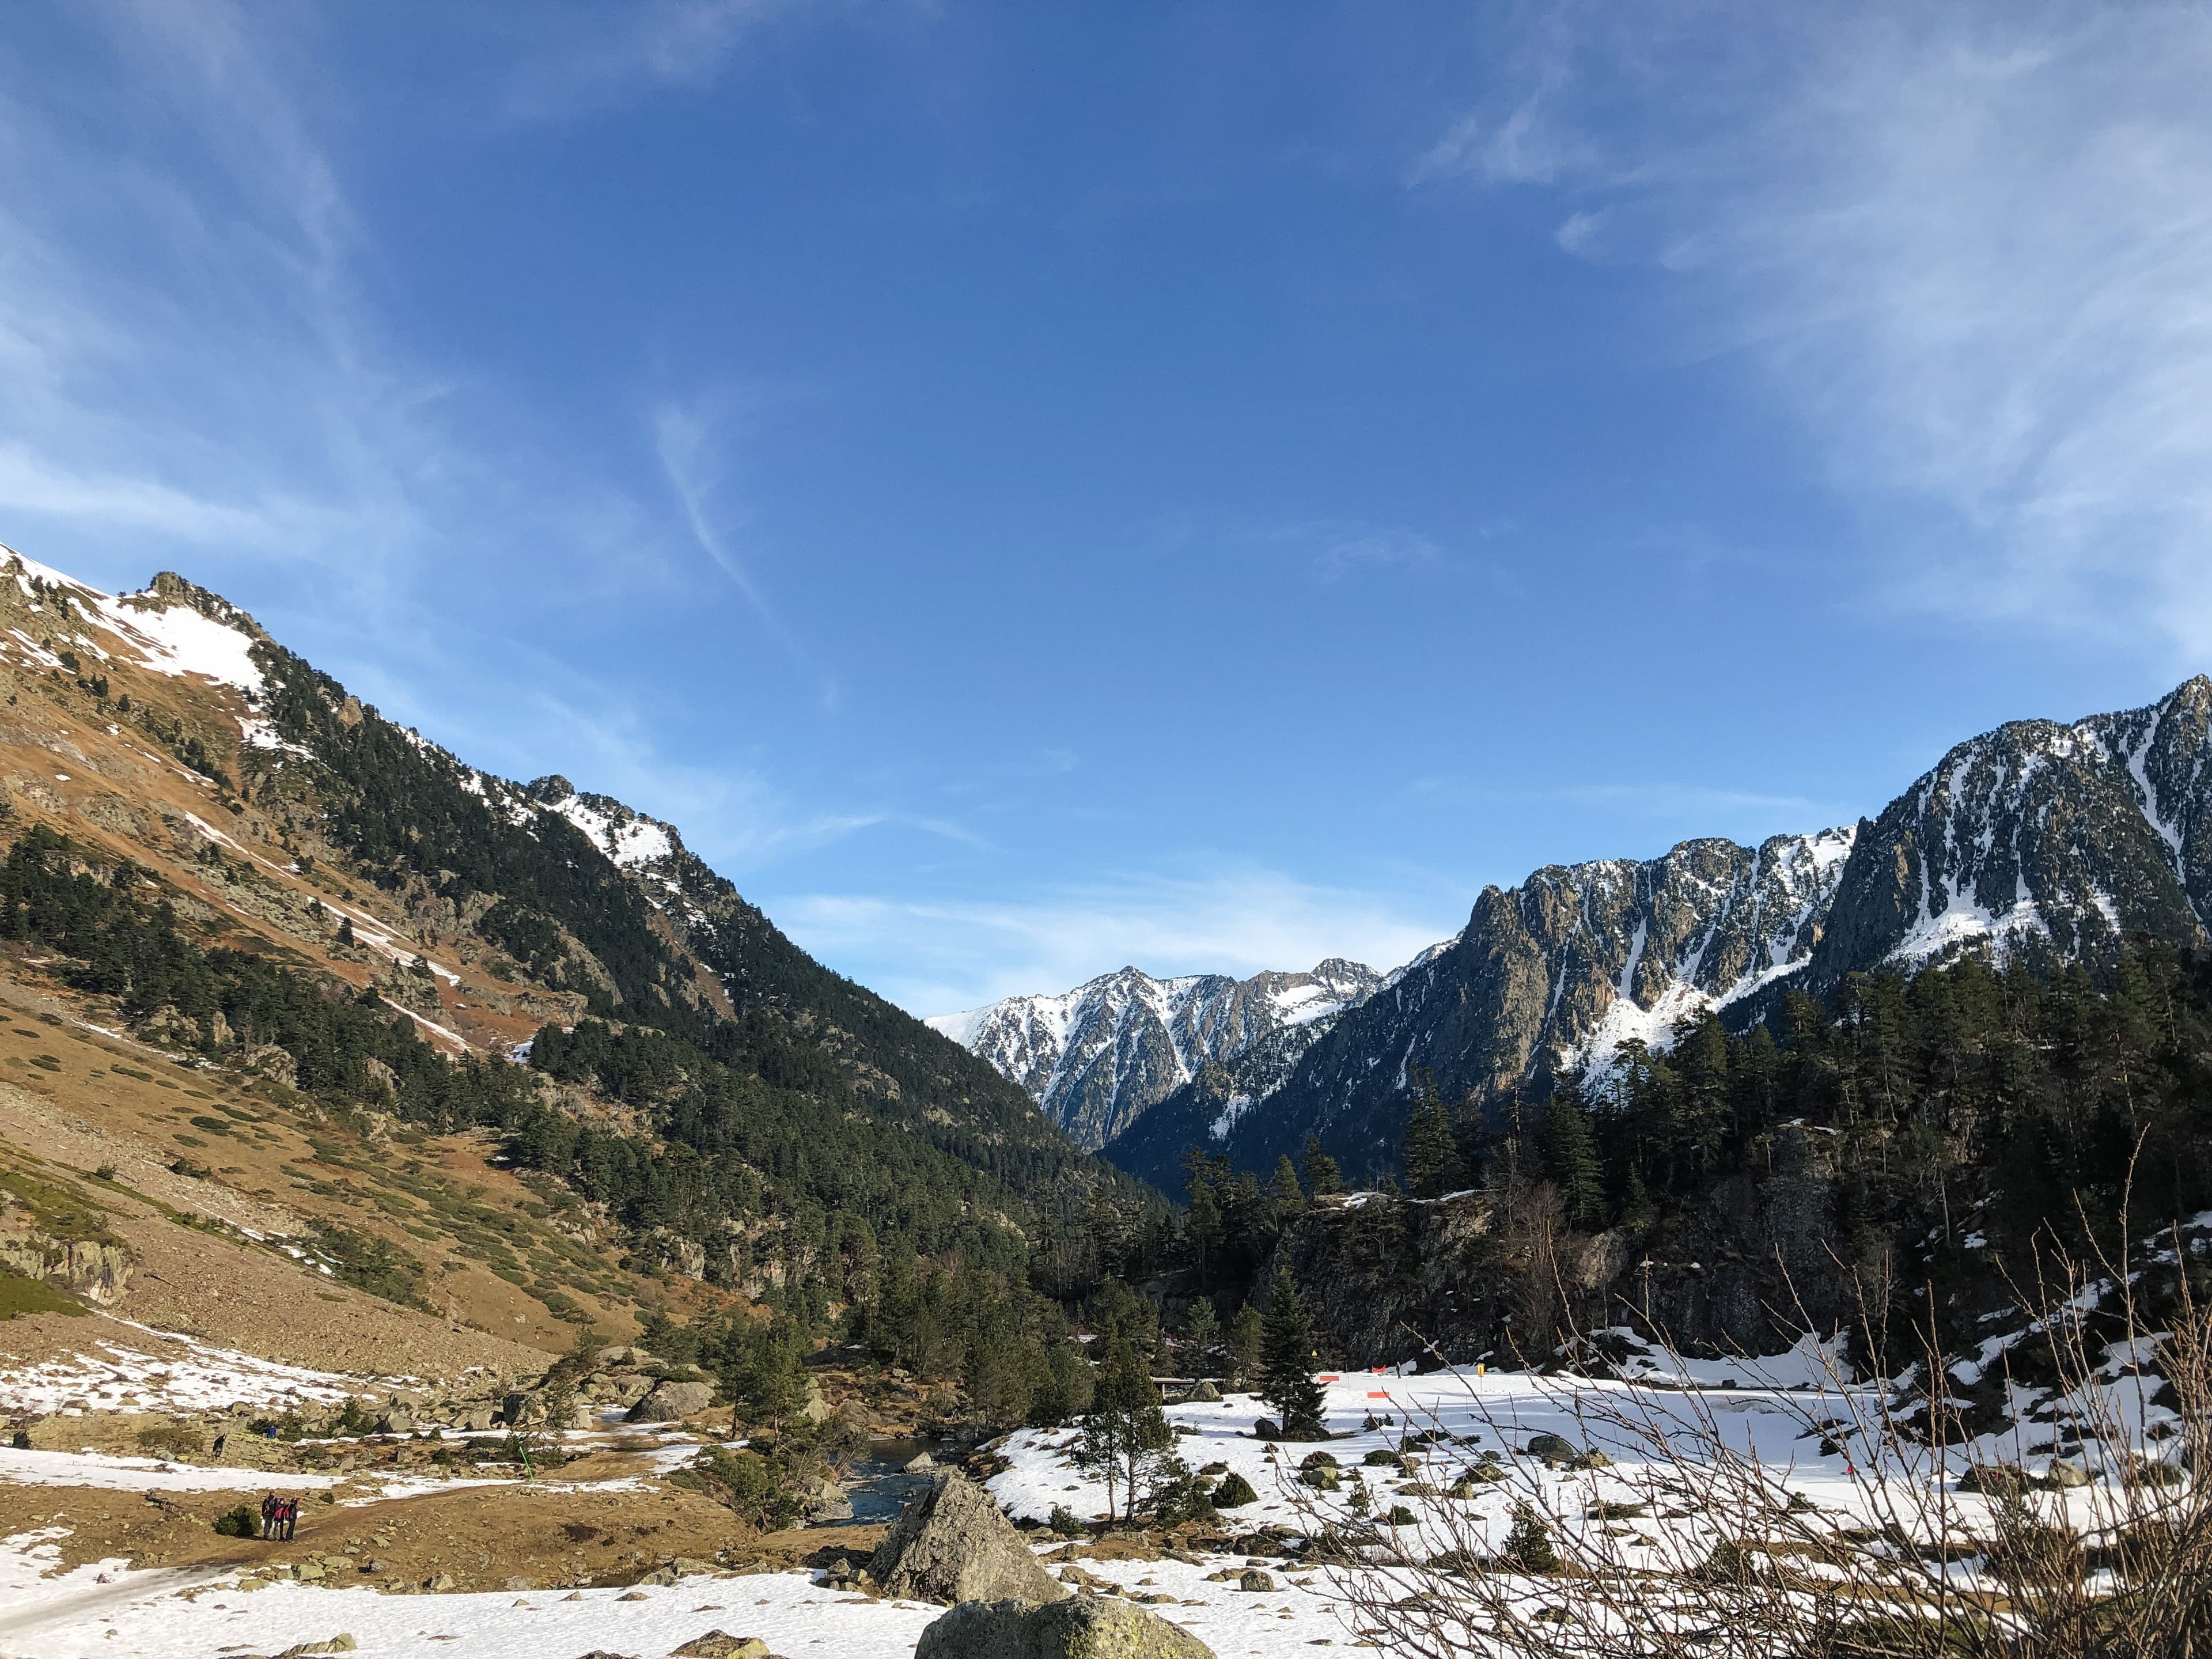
[1184,1169,1225,1278]
[1269,1154,1305,1213]
[1228,1302,1264,1388]
[1181,1298,1220,1377]
[733,1320,809,1433]
[1301,1133,1343,1196]
[1402,1076,1466,1198]
[1545,1091,1605,1230]
[1258,1266,1325,1439]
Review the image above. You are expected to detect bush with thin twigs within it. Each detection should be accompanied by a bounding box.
[1267,1190,2212,1658]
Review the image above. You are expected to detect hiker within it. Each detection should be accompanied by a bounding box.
[260,1493,278,1540]
[279,1495,298,1541]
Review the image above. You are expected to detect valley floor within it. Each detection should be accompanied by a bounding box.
[4,1336,2143,1658]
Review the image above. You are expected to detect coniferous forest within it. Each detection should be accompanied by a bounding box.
[16,674,2212,1414]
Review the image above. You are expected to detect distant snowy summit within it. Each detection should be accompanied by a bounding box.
[927,957,1391,1150]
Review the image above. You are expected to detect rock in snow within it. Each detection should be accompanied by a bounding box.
[869,1471,1067,1607]
[915,1596,1216,1659]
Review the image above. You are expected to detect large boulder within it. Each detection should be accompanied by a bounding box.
[627,1380,715,1422]
[868,1472,1066,1607]
[671,1635,777,1658]
[915,1596,1216,1659]
[800,1477,854,1524]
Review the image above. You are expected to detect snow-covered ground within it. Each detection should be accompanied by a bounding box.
[0,1340,2187,1657]
[0,1532,1381,1658]
[990,1359,1889,1551]
[0,1327,409,1420]
[0,1538,948,1659]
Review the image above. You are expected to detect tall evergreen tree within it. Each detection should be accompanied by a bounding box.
[1544,1091,1605,1230]
[1301,1133,1343,1197]
[1259,1266,1325,1439]
[1403,1080,1466,1198]
[1228,1302,1264,1388]
[1181,1298,1220,1377]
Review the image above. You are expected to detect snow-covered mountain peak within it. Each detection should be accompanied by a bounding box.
[929,955,1392,1150]
[0,552,269,694]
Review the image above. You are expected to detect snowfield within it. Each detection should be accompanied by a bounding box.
[0,1343,2188,1657]
[0,1328,411,1421]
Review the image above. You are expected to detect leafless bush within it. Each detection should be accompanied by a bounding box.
[1274,1211,2212,1657]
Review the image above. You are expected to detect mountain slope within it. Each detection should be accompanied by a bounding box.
[1790,677,2212,998]
[1106,828,1855,1188]
[0,549,1146,1347]
[928,959,1380,1150]
[1112,677,2212,1190]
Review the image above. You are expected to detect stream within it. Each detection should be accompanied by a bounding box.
[836,1437,939,1522]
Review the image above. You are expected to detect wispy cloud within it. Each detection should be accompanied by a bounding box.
[654,398,835,704]
[770,866,1459,1017]
[1257,519,1449,584]
[654,403,775,626]
[1416,2,2212,661]
[502,0,800,119]
[0,2,857,869]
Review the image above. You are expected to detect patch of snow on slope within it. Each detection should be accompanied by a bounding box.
[546,793,676,869]
[1889,887,2050,968]
[0,1449,349,1494]
[1381,929,1462,990]
[93,594,263,692]
[1207,1093,1256,1141]
[0,1328,406,1420]
[236,714,312,759]
[923,1005,994,1048]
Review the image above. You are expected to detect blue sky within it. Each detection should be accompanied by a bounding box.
[2,2,2208,1016]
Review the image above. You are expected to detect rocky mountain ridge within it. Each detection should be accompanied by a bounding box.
[1102,677,2212,1190]
[0,546,1139,1345]
[927,958,1380,1150]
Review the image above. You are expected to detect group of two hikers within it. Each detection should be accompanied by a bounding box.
[259,1493,300,1541]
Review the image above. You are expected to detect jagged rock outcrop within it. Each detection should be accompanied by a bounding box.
[1111,830,1853,1187]
[0,1194,134,1305]
[930,960,1381,1150]
[915,1596,1216,1659]
[868,1472,1066,1607]
[1281,1124,1869,1362]
[1118,678,2212,1188]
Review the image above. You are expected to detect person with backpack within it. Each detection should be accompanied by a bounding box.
[260,1493,277,1540]
[279,1496,298,1541]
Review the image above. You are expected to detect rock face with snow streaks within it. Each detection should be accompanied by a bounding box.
[929,960,1380,1150]
[1108,829,1854,1188]
[1139,678,2212,1185]
[1795,677,2212,997]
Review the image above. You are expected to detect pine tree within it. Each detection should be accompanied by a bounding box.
[1181,1298,1220,1377]
[1259,1267,1325,1439]
[1301,1134,1343,1196]
[1185,1173,1225,1279]
[336,915,354,946]
[736,1321,809,1433]
[1228,1302,1264,1388]
[1074,1336,1173,1524]
[1402,1085,1465,1198]
[1269,1154,1305,1213]
[1544,1092,1605,1230]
